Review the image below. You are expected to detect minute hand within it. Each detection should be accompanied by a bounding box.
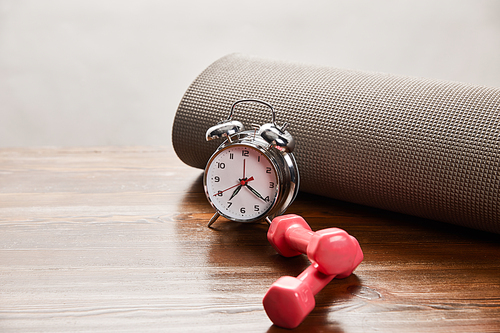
[246,184,266,201]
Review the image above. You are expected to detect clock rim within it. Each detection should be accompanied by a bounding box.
[203,142,281,223]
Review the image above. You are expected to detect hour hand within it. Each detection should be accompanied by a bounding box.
[229,185,242,200]
[246,184,266,201]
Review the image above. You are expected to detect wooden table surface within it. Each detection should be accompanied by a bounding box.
[1,146,499,332]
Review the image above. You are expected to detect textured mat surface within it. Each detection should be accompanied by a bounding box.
[172,54,500,233]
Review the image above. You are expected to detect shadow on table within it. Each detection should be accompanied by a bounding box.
[177,174,367,332]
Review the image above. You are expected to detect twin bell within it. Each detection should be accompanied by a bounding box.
[205,99,295,153]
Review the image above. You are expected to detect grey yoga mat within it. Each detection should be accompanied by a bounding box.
[172,53,500,233]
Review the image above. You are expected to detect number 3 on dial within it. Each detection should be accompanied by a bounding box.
[204,144,279,222]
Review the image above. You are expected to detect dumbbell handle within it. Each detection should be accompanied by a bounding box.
[286,227,315,254]
[297,264,335,295]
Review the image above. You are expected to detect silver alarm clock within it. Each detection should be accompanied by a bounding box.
[203,99,300,227]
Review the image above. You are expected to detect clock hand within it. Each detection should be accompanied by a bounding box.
[242,176,254,184]
[229,185,242,200]
[246,184,267,202]
[243,159,246,179]
[213,182,240,196]
[213,177,254,197]
[229,176,256,200]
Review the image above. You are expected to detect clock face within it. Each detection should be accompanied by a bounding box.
[205,144,279,222]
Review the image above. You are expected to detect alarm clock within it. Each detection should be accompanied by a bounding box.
[204,99,300,227]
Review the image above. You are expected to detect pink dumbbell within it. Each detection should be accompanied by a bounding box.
[263,243,363,329]
[268,214,363,276]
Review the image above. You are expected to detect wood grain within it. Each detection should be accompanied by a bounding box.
[1,146,499,332]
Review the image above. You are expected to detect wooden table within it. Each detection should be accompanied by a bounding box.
[1,146,499,332]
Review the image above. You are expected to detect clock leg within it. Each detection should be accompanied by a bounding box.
[207,212,221,228]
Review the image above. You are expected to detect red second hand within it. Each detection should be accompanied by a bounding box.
[213,176,255,196]
[242,176,254,185]
[213,183,240,196]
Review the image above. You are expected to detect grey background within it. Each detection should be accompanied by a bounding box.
[1,0,499,148]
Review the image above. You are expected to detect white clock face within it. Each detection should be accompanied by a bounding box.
[205,144,279,222]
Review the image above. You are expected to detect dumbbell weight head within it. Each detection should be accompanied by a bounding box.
[267,214,311,257]
[263,275,316,329]
[335,235,364,278]
[307,228,363,276]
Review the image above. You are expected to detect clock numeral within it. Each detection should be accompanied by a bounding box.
[266,167,271,174]
[264,196,270,202]
[227,202,233,208]
[214,176,220,182]
[240,207,246,214]
[242,150,249,157]
[229,153,234,160]
[216,162,226,169]
[254,204,260,212]
[269,182,274,188]
[257,156,261,162]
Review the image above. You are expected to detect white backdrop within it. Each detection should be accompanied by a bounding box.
[1,0,499,147]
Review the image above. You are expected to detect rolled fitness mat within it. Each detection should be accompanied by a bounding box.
[172,54,500,234]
